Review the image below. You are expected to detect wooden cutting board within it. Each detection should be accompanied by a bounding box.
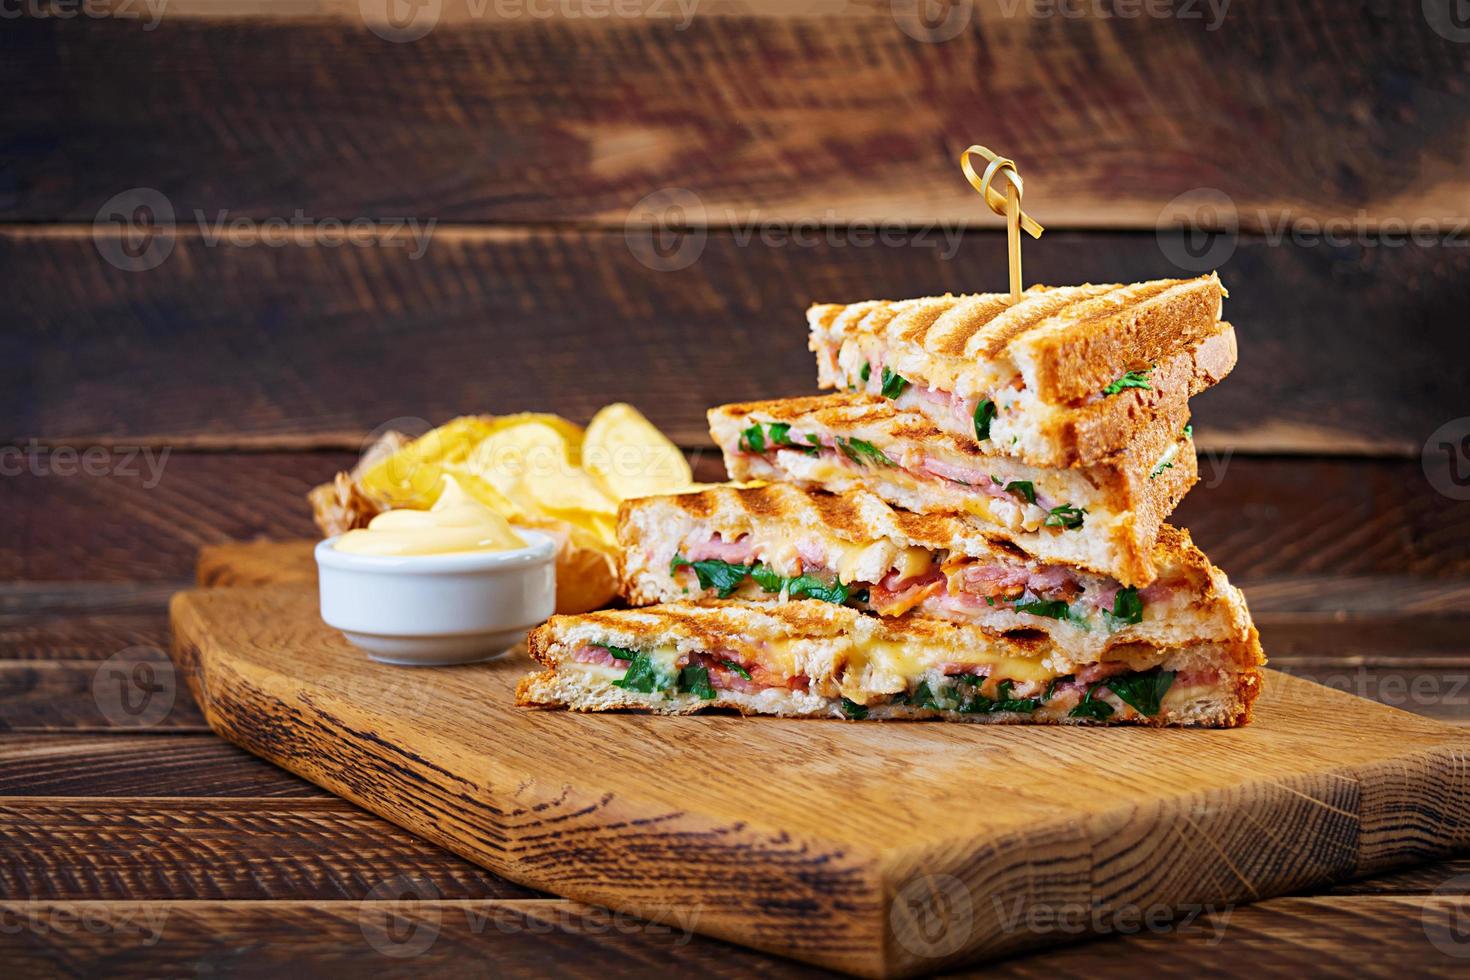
[171,541,1470,978]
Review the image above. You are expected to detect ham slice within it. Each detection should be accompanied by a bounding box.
[684,534,758,564]
[572,645,630,668]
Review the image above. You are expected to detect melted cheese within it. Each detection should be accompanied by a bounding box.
[589,635,1057,701]
[830,539,933,584]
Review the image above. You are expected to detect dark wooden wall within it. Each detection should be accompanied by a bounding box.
[4,1,1469,452]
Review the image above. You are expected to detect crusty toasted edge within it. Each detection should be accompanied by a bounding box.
[515,660,1264,728]
[1017,322,1235,467]
[1014,273,1226,403]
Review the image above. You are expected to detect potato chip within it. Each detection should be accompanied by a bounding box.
[583,403,693,501]
[356,415,494,509]
[345,405,686,613]
[463,420,617,523]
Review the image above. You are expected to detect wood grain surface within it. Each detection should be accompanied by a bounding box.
[8,229,1470,452]
[6,5,1469,227]
[4,451,1469,975]
[168,568,1470,976]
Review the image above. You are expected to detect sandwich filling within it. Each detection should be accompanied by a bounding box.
[556,638,1235,723]
[663,529,1185,637]
[821,340,1162,454]
[727,419,1102,534]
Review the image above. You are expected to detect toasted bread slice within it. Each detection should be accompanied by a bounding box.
[617,485,1253,663]
[810,274,1225,401]
[517,600,1265,727]
[707,394,1194,586]
[817,318,1234,467]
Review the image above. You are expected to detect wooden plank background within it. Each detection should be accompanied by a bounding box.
[4,3,1470,452]
[5,3,1470,226]
[6,2,1470,975]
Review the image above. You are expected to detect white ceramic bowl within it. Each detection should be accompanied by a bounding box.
[315,531,557,666]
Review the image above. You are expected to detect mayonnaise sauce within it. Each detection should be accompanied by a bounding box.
[334,476,527,556]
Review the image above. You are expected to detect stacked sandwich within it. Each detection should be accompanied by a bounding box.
[518,275,1266,726]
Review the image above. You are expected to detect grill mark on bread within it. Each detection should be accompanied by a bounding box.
[893,296,963,345]
[963,285,1121,359]
[924,295,1014,356]
[811,275,1222,379]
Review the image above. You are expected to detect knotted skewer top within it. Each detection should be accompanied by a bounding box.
[960,145,1045,299]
